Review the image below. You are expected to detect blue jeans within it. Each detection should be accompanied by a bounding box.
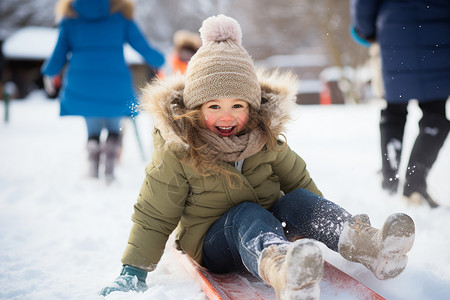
[202,188,351,280]
[85,117,122,139]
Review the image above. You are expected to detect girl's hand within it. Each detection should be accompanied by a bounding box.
[99,265,148,296]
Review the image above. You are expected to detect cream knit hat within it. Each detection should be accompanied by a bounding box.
[183,15,261,110]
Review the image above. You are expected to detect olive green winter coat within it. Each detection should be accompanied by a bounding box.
[121,70,323,270]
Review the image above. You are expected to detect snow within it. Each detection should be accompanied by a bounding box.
[2,27,58,60]
[1,91,449,300]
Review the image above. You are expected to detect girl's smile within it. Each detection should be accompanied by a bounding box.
[201,98,250,137]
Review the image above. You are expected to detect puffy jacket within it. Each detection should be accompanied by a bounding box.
[351,0,450,103]
[121,71,323,270]
[41,0,165,117]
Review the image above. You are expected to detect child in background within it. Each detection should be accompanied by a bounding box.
[100,15,415,299]
[41,0,165,182]
[168,29,201,75]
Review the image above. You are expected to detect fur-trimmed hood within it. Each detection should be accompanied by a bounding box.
[55,0,134,21]
[140,69,299,150]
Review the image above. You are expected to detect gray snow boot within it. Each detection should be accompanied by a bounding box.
[87,139,100,178]
[258,239,323,300]
[338,214,415,280]
[103,134,121,183]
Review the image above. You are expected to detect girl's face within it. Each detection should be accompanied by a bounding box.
[200,98,250,137]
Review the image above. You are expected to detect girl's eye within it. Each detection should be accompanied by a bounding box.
[208,104,220,109]
[233,104,244,108]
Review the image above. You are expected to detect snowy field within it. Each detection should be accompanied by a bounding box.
[1,91,449,300]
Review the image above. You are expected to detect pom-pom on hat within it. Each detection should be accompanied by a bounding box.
[183,15,261,110]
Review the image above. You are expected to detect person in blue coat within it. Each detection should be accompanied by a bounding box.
[350,0,450,207]
[41,0,165,182]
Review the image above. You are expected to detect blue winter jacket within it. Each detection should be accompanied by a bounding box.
[41,0,165,117]
[351,0,450,103]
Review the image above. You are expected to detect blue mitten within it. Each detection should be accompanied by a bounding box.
[99,265,148,296]
[350,27,371,47]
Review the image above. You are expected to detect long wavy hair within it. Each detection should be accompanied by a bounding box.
[173,101,283,187]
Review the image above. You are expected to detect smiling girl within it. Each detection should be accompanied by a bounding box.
[100,15,415,300]
[201,97,249,137]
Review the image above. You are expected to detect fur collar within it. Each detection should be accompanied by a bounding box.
[55,0,134,21]
[140,69,299,150]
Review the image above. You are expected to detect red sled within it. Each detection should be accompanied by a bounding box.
[171,245,385,300]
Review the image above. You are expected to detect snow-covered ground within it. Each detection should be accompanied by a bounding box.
[1,91,449,300]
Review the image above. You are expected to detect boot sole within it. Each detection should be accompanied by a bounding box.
[376,213,415,279]
[404,192,439,208]
[283,239,323,300]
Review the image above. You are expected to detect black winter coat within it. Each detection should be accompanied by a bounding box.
[351,0,450,103]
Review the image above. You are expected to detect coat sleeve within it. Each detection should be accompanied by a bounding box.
[125,20,165,69]
[41,21,71,76]
[121,146,189,271]
[272,142,323,197]
[350,0,383,40]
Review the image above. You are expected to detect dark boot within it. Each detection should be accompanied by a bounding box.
[87,138,101,178]
[403,112,449,208]
[379,105,407,194]
[103,133,121,183]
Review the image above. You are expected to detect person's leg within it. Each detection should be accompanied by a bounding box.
[403,99,449,207]
[84,117,103,178]
[272,188,415,280]
[103,117,122,182]
[85,117,103,141]
[379,103,408,194]
[202,201,323,299]
[202,202,289,278]
[103,117,122,137]
[271,188,352,251]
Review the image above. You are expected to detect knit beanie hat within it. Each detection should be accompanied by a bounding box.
[183,15,261,110]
